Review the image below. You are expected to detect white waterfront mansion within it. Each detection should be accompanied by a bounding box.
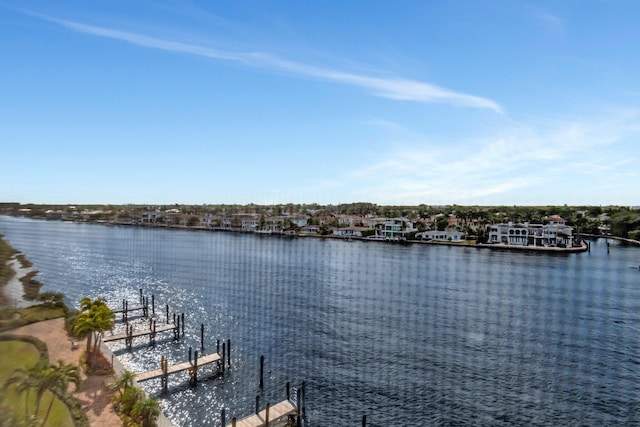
[487,216,575,248]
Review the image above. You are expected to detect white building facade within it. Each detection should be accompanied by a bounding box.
[488,221,575,247]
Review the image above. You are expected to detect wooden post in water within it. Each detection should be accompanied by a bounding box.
[151,294,155,316]
[124,300,128,323]
[122,299,126,322]
[150,320,156,346]
[301,381,306,419]
[181,313,185,335]
[221,342,226,373]
[161,355,168,394]
[296,386,301,427]
[127,325,133,352]
[166,304,169,324]
[200,324,205,352]
[193,350,198,385]
[220,409,225,427]
[188,347,192,364]
[232,416,236,427]
[175,314,180,340]
[286,382,290,400]
[227,339,231,367]
[362,415,366,427]
[259,355,264,389]
[265,402,270,427]
[216,339,220,354]
[255,395,260,414]
[139,288,143,304]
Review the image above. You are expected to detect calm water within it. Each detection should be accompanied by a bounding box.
[1,216,639,426]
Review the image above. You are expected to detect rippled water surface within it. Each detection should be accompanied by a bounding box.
[1,216,639,426]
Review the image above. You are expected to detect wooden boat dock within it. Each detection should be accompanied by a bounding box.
[103,323,178,343]
[134,345,230,392]
[228,400,297,427]
[224,380,305,427]
[135,352,222,382]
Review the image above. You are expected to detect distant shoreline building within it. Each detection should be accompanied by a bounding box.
[487,216,575,248]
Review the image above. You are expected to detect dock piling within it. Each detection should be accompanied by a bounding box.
[301,381,306,419]
[265,402,270,427]
[227,339,231,367]
[166,304,169,324]
[193,350,198,384]
[181,313,185,335]
[160,355,168,393]
[139,288,143,304]
[362,415,366,427]
[255,395,260,414]
[221,409,225,427]
[222,342,226,373]
[200,324,205,352]
[151,294,155,316]
[259,355,264,389]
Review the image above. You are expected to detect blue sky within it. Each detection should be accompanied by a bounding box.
[1,1,639,206]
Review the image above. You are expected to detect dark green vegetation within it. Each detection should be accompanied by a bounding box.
[111,370,161,427]
[0,335,88,427]
[0,234,18,305]
[3,203,639,241]
[65,297,115,374]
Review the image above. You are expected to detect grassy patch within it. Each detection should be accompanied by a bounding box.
[0,234,18,304]
[0,341,41,382]
[0,305,66,332]
[16,253,33,268]
[20,271,42,300]
[0,335,87,427]
[3,383,76,427]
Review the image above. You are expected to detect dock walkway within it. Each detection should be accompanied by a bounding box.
[228,400,297,427]
[135,352,222,382]
[103,324,177,343]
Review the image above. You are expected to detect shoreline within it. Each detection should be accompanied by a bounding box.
[1,246,176,427]
[99,339,175,427]
[2,255,40,308]
[4,215,597,253]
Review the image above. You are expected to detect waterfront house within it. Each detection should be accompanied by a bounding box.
[418,230,466,242]
[488,221,575,247]
[332,227,368,237]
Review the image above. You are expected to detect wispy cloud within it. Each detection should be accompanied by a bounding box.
[35,14,503,113]
[348,110,640,204]
[528,5,565,33]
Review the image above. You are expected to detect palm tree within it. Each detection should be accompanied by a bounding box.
[40,360,80,427]
[132,396,161,427]
[3,362,43,419]
[74,297,114,368]
[110,370,135,398]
